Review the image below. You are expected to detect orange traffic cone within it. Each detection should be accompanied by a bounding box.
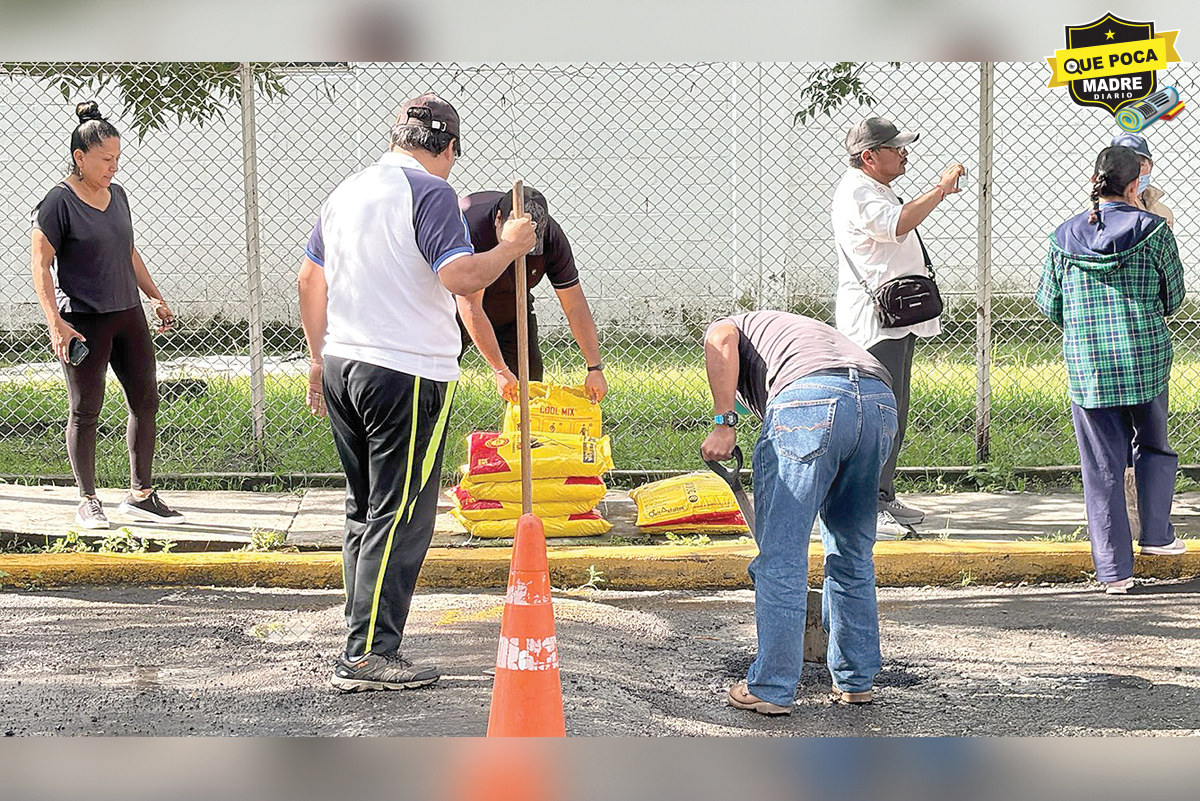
[448,741,558,801]
[486,513,565,736]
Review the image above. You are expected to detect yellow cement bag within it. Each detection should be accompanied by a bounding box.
[463,431,613,481]
[451,509,613,539]
[456,474,608,507]
[503,382,603,437]
[639,511,749,535]
[629,472,746,528]
[450,485,599,521]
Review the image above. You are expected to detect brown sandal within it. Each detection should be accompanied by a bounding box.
[830,686,874,704]
[727,680,792,716]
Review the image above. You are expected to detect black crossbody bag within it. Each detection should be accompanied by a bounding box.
[841,229,943,328]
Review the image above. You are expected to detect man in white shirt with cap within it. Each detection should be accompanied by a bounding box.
[298,93,536,692]
[831,117,964,539]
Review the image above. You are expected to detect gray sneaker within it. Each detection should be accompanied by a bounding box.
[330,652,440,692]
[881,497,925,526]
[75,497,110,530]
[876,510,907,541]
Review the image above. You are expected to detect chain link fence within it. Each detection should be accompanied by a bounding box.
[1,62,1196,485]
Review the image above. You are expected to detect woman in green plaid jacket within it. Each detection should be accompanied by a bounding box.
[1037,145,1187,595]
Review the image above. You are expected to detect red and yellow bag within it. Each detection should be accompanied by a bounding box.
[449,485,598,521]
[451,509,613,539]
[455,474,608,506]
[463,430,613,481]
[629,472,746,529]
[502,382,603,437]
[639,511,749,535]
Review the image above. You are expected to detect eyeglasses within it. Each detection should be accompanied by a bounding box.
[875,145,908,156]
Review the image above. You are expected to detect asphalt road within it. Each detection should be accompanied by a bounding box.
[2,580,1199,736]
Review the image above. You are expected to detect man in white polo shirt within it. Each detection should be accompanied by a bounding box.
[298,93,536,692]
[832,117,963,539]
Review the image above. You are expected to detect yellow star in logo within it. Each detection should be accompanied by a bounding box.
[1105,30,1115,40]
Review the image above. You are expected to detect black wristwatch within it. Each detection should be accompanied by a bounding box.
[587,362,604,372]
[713,411,739,428]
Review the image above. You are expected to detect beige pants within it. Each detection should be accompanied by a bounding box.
[1125,466,1140,540]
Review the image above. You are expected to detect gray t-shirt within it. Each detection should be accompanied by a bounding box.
[33,182,140,314]
[709,310,892,419]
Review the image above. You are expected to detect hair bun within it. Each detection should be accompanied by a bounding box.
[75,101,104,124]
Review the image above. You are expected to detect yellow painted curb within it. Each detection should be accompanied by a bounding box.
[1,541,1197,590]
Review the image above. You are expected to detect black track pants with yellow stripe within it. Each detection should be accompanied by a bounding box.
[322,355,457,658]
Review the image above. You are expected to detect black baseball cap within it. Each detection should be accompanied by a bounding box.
[845,117,920,155]
[396,92,460,142]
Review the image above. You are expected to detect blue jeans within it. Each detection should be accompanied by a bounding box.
[746,370,897,704]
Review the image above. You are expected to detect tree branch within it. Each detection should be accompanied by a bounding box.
[0,62,288,140]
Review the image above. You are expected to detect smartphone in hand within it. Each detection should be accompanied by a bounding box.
[67,337,89,366]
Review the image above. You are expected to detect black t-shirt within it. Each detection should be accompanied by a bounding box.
[33,182,140,314]
[709,311,893,420]
[460,190,579,326]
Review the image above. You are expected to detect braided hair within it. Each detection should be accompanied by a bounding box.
[1088,145,1141,229]
[69,101,120,177]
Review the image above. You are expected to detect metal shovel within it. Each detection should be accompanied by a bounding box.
[705,445,828,664]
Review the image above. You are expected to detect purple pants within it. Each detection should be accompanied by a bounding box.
[1070,388,1177,582]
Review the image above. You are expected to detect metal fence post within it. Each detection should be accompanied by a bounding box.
[240,62,267,459]
[974,62,995,463]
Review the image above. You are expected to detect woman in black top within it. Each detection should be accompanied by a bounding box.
[30,101,185,530]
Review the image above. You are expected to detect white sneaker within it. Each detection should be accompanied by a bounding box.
[1140,537,1187,556]
[75,497,110,530]
[1104,577,1135,595]
[876,510,907,541]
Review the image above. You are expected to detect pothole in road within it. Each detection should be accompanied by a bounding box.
[1030,672,1155,690]
[72,664,224,688]
[718,653,927,688]
[875,662,927,688]
[246,616,320,644]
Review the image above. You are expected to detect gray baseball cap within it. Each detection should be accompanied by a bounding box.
[845,117,920,155]
[1110,132,1152,160]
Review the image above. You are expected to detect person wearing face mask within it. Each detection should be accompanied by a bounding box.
[1110,133,1174,228]
[1037,145,1187,596]
[1107,133,1174,546]
[456,186,607,404]
[29,101,184,531]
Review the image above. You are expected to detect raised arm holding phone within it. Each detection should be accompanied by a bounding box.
[832,117,964,539]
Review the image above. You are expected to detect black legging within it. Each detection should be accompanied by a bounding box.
[60,306,158,497]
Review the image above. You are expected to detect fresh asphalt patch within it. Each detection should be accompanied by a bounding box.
[1,581,1199,735]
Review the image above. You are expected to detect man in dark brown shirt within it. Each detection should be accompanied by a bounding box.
[457,188,607,402]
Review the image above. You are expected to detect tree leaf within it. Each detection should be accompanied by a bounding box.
[793,61,900,128]
[0,62,290,141]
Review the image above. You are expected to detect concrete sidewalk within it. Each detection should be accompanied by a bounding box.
[3,483,1200,550]
[3,484,1199,590]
